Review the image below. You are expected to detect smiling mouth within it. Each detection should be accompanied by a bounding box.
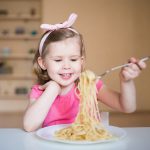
[59,73,73,80]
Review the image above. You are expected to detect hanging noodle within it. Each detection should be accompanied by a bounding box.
[55,70,113,141]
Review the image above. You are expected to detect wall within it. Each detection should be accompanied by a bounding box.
[42,0,150,112]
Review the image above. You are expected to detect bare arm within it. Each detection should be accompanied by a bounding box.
[23,81,60,132]
[97,80,136,113]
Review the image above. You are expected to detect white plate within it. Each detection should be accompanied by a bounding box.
[36,124,126,144]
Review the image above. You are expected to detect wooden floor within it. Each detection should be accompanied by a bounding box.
[0,111,150,128]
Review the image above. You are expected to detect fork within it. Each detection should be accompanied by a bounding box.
[97,56,150,79]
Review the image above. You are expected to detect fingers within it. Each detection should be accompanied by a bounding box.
[138,59,147,69]
[128,57,137,63]
[128,57,147,70]
[38,81,51,90]
[38,81,61,94]
[38,84,46,90]
[122,64,140,80]
[121,57,147,81]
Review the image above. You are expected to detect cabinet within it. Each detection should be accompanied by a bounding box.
[0,0,41,101]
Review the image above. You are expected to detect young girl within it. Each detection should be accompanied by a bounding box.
[23,13,146,132]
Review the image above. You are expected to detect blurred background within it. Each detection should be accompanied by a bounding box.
[0,0,150,128]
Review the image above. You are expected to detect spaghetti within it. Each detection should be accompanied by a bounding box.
[55,70,113,141]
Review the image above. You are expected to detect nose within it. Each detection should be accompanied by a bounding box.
[62,60,71,70]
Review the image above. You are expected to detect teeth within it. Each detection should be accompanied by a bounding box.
[62,74,70,77]
[60,73,72,79]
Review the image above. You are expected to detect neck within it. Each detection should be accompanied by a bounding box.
[60,83,75,95]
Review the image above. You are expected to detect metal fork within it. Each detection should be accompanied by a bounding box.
[97,56,150,79]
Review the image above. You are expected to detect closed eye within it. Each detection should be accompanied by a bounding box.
[70,59,78,61]
[70,56,81,61]
[54,59,62,62]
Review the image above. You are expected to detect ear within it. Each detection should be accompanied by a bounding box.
[37,57,47,70]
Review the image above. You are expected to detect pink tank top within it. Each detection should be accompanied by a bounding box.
[29,80,103,127]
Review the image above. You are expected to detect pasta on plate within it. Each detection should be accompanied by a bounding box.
[55,70,113,141]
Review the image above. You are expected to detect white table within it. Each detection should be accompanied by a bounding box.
[0,127,150,150]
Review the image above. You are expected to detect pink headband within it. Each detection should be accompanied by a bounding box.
[39,13,78,55]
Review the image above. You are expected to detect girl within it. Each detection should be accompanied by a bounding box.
[23,13,146,132]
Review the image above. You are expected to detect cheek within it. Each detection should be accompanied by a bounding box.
[74,62,82,72]
[46,63,59,75]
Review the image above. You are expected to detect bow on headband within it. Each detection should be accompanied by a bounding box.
[40,13,77,31]
[39,13,78,55]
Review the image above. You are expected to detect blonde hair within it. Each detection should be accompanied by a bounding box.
[33,28,86,85]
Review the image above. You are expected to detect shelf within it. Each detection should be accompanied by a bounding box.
[0,75,35,80]
[0,100,28,114]
[0,0,41,102]
[0,34,40,40]
[0,96,28,101]
[0,54,34,60]
[0,15,41,21]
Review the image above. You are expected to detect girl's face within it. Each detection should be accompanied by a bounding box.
[38,37,83,87]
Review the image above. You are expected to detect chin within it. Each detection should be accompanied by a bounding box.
[57,76,79,87]
[60,83,73,87]
[59,81,75,87]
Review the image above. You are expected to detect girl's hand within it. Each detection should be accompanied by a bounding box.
[38,80,61,94]
[120,57,147,82]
